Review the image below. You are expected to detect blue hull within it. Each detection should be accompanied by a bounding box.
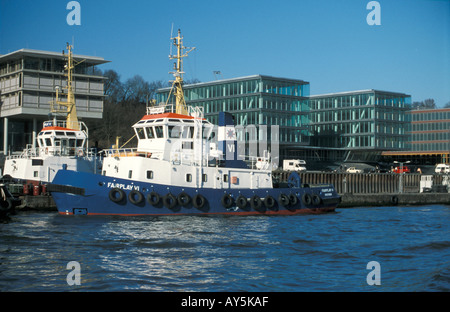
[49,170,340,216]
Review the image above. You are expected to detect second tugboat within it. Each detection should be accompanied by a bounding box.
[48,30,340,216]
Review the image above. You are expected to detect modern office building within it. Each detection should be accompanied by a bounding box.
[383,108,450,165]
[156,75,311,161]
[156,77,412,164]
[0,48,108,154]
[308,89,411,162]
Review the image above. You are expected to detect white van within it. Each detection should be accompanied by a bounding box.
[435,164,450,173]
[283,160,306,172]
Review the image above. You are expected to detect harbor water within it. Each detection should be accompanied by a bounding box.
[0,205,449,292]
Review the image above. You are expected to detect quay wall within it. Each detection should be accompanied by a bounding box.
[274,171,450,207]
[274,171,448,195]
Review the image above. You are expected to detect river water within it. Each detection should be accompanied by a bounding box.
[0,205,449,292]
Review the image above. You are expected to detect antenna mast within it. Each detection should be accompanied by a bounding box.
[51,43,84,130]
[168,29,195,115]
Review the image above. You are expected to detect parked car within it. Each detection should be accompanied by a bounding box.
[346,167,362,173]
[393,166,410,174]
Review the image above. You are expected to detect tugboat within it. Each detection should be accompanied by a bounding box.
[3,43,102,188]
[48,30,340,216]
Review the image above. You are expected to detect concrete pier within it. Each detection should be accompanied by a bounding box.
[339,193,450,208]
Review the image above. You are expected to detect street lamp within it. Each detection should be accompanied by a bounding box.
[394,160,410,193]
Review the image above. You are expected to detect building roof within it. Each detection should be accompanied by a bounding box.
[309,89,411,98]
[157,74,309,92]
[0,48,109,65]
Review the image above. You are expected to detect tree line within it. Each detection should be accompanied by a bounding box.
[412,99,450,110]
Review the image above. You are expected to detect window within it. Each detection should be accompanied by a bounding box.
[168,125,181,138]
[45,138,52,146]
[128,170,133,179]
[137,128,145,140]
[186,173,192,182]
[202,174,207,182]
[223,174,229,182]
[155,126,164,138]
[146,127,155,139]
[147,170,153,179]
[182,126,194,139]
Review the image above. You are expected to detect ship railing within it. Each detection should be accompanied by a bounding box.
[5,145,99,160]
[146,104,175,115]
[43,120,89,132]
[103,148,140,158]
[5,144,39,160]
[188,106,204,118]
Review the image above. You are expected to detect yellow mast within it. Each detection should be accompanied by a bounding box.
[167,29,195,115]
[51,43,82,130]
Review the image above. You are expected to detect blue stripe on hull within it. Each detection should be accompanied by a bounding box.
[51,170,340,216]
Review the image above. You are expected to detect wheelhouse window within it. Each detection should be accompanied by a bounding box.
[182,126,195,139]
[144,127,154,139]
[136,128,146,140]
[154,126,164,138]
[168,125,181,138]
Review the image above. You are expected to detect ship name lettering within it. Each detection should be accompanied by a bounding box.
[107,182,140,191]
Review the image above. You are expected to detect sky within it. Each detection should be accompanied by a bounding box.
[1,0,449,106]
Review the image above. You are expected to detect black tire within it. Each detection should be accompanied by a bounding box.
[312,194,322,206]
[109,188,125,203]
[192,194,206,209]
[147,191,160,206]
[264,195,276,209]
[177,192,191,207]
[221,194,234,208]
[250,195,263,211]
[236,195,247,209]
[128,190,144,205]
[302,193,312,206]
[391,195,398,205]
[163,193,177,209]
[278,193,290,207]
[289,193,298,206]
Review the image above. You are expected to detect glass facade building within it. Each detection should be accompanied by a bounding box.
[156,76,412,163]
[309,90,411,149]
[156,75,311,160]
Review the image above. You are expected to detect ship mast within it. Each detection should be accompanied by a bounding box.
[51,43,82,130]
[167,29,195,115]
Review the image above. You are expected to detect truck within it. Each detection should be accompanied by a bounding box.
[283,159,306,172]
